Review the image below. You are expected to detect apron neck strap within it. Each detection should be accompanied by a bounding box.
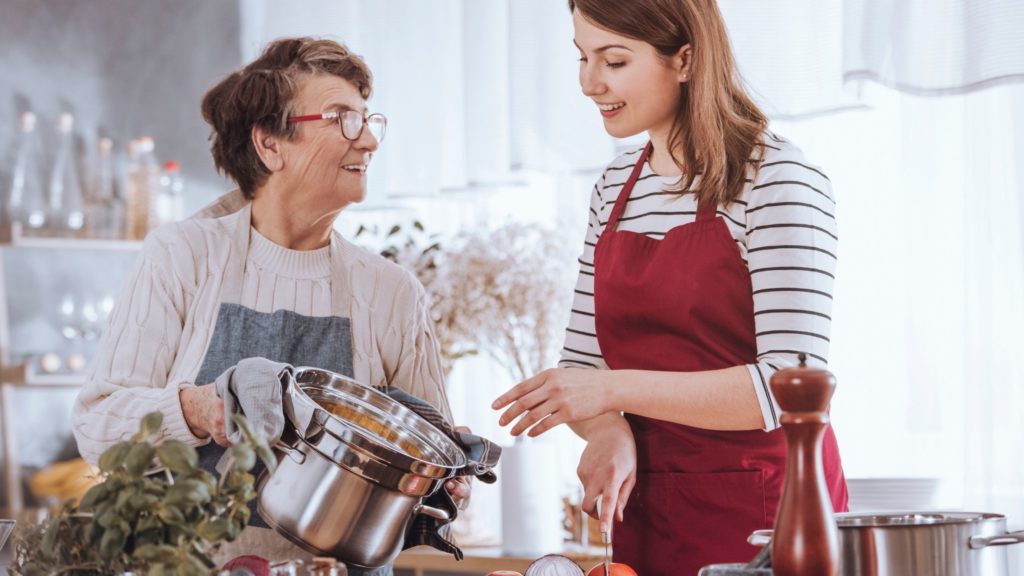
[606,142,653,232]
[328,234,351,317]
[695,200,717,222]
[222,202,253,305]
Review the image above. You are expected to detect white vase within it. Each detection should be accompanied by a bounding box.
[500,437,564,556]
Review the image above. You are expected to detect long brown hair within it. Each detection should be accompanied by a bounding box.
[569,0,767,207]
[201,37,373,198]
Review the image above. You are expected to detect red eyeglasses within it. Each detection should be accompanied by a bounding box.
[287,110,387,143]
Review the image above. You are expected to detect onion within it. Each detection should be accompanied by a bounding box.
[525,554,585,576]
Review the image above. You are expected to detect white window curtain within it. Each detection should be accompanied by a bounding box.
[843,0,1024,95]
[720,0,1024,117]
[773,82,1024,519]
[720,0,1024,526]
[718,0,867,119]
[238,0,613,203]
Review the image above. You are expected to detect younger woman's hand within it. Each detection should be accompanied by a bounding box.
[492,368,614,437]
[578,417,637,534]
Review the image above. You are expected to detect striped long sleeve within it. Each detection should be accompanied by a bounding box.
[558,134,836,431]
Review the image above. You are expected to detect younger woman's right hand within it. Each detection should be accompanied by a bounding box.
[578,416,637,535]
[179,384,228,446]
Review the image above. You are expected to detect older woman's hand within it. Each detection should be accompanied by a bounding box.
[444,426,474,510]
[179,385,229,446]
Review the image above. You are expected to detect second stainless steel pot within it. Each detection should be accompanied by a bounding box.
[749,511,1024,576]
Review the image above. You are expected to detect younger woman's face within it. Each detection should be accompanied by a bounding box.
[573,9,688,140]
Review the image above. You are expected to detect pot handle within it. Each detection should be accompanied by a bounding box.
[413,503,451,522]
[748,529,773,547]
[273,439,306,465]
[969,530,1024,549]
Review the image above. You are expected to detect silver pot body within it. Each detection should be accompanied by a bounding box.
[749,511,1024,576]
[837,511,1023,576]
[257,368,465,569]
[258,436,447,569]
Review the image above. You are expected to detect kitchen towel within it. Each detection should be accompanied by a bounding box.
[213,357,292,473]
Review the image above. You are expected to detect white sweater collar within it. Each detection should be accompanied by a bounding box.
[247,225,332,279]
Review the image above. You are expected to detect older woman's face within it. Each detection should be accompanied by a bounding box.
[280,73,378,211]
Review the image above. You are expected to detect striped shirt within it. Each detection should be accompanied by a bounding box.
[558,132,836,431]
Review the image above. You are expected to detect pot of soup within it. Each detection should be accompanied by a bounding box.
[257,367,467,569]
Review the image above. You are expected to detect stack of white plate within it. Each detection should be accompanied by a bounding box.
[846,477,941,511]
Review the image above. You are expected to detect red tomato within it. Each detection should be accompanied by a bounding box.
[586,563,639,576]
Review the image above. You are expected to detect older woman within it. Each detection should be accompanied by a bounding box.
[71,37,467,575]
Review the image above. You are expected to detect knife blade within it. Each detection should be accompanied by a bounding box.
[597,499,610,576]
[603,531,610,576]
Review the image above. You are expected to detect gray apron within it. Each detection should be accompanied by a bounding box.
[194,203,391,576]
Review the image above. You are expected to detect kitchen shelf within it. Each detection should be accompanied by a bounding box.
[394,544,605,576]
[0,227,142,251]
[0,363,86,517]
[0,231,121,516]
[0,363,85,388]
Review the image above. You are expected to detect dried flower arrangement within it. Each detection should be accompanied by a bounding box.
[358,220,576,381]
[439,222,575,381]
[356,221,477,375]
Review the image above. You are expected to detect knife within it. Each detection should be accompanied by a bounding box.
[603,531,611,576]
[597,500,610,576]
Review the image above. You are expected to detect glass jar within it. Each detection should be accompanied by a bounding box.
[307,557,347,576]
[269,559,304,576]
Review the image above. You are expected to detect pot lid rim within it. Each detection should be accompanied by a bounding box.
[289,369,469,471]
[836,510,1006,527]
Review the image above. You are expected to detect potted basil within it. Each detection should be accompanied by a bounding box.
[11,411,274,575]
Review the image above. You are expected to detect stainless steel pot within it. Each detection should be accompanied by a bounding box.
[257,368,467,569]
[749,511,1024,575]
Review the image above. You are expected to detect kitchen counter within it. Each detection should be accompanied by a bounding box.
[394,544,604,576]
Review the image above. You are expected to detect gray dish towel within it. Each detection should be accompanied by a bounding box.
[215,358,502,560]
[382,386,501,560]
[213,357,292,473]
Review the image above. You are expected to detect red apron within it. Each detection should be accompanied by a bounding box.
[593,143,848,575]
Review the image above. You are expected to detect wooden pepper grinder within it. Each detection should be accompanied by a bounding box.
[769,353,840,576]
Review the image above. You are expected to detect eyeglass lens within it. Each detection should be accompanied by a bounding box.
[340,110,386,143]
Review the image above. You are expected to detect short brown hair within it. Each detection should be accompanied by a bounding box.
[569,0,767,207]
[201,37,373,198]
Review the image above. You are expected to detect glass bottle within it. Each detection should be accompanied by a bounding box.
[125,136,160,240]
[86,137,127,239]
[156,160,184,226]
[5,111,48,237]
[48,112,86,237]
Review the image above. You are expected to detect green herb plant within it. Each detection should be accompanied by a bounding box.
[13,411,276,576]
